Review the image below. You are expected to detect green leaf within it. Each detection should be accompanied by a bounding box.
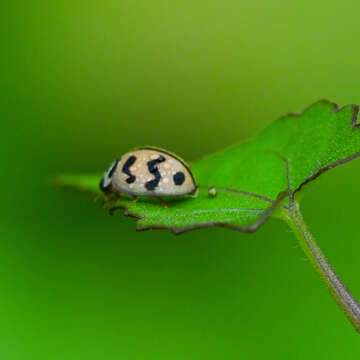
[55,100,360,234]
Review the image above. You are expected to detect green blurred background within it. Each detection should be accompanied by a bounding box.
[3,0,360,358]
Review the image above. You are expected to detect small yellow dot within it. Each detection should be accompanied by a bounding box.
[209,187,217,197]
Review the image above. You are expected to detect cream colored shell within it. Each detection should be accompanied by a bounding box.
[107,148,197,197]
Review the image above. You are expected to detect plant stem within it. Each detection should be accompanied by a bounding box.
[283,203,360,333]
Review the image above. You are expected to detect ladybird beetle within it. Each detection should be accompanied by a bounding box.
[100,147,197,198]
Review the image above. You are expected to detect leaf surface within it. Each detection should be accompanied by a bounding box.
[56,101,360,234]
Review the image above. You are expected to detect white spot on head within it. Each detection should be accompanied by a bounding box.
[102,160,118,187]
[102,177,111,187]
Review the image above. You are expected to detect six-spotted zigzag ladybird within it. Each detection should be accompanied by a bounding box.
[100,147,198,198]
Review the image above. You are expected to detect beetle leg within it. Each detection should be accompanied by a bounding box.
[109,206,121,216]
[157,197,170,208]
